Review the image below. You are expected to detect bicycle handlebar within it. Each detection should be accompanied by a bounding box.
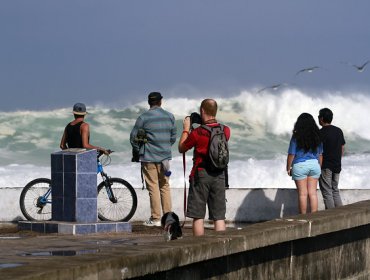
[98,149,114,158]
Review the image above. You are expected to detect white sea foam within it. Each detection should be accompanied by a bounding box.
[1,153,369,190]
[0,88,370,189]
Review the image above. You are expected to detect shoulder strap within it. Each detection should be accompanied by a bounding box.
[201,124,224,132]
[201,124,211,132]
[182,152,187,227]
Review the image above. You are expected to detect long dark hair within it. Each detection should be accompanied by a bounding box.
[293,113,321,152]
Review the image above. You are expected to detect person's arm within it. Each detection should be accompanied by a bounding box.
[80,123,109,154]
[318,154,323,166]
[318,143,323,167]
[130,117,143,151]
[286,154,294,176]
[60,128,68,149]
[178,116,191,153]
[170,115,177,146]
[286,137,296,176]
[341,145,345,156]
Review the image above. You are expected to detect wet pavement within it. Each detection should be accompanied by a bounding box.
[0,221,244,279]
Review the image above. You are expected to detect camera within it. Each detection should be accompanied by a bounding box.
[131,129,147,162]
[189,112,202,127]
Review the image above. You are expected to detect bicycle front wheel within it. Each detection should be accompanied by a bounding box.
[19,178,52,221]
[97,178,137,222]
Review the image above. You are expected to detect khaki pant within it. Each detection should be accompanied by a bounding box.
[142,162,172,221]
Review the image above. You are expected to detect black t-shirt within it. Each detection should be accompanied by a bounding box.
[65,121,84,148]
[319,125,345,173]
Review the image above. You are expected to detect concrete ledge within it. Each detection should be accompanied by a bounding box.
[119,200,370,278]
[2,200,370,279]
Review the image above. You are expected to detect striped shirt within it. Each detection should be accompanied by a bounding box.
[130,106,176,162]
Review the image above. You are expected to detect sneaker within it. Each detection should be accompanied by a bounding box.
[143,218,161,227]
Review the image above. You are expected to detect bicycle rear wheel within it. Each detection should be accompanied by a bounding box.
[19,178,52,221]
[97,178,137,222]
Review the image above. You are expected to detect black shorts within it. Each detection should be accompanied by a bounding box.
[186,168,226,221]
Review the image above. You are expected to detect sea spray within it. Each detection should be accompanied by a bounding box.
[1,89,370,189]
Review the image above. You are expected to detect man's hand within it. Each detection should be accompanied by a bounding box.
[183,116,191,132]
[179,116,191,153]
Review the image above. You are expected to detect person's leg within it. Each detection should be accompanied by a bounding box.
[307,177,318,213]
[158,165,172,215]
[332,172,343,207]
[208,171,226,232]
[186,171,207,236]
[295,179,308,214]
[214,220,226,232]
[319,169,335,209]
[193,218,204,236]
[142,162,161,221]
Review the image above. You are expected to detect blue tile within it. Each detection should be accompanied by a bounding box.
[52,198,64,221]
[96,223,116,233]
[75,224,96,234]
[63,154,76,173]
[51,153,64,172]
[77,150,98,173]
[45,223,59,233]
[63,173,76,198]
[77,173,97,198]
[76,198,97,223]
[18,221,32,231]
[116,222,132,233]
[49,150,100,223]
[63,197,76,221]
[32,223,46,233]
[51,172,64,197]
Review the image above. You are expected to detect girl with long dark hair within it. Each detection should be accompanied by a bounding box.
[286,113,323,214]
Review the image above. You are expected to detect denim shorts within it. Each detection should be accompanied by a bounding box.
[292,159,321,180]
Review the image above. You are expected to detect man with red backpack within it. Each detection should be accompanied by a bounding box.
[178,99,231,236]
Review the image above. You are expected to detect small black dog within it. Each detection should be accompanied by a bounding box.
[161,212,182,241]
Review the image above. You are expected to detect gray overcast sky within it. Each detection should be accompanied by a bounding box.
[1,1,369,111]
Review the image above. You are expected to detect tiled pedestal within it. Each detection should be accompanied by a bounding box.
[19,149,131,235]
[51,149,98,222]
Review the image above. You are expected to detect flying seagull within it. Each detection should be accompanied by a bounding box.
[257,83,289,93]
[341,60,369,72]
[295,66,320,76]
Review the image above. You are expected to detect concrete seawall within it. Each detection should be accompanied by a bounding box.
[2,186,370,222]
[2,200,370,279]
[132,201,370,279]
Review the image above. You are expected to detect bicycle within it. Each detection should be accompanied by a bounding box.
[19,151,138,222]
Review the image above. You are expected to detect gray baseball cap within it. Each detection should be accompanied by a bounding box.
[72,103,87,115]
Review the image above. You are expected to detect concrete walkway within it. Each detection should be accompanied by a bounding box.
[0,221,241,280]
[1,200,370,279]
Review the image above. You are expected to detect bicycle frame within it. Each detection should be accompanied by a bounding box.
[98,159,117,203]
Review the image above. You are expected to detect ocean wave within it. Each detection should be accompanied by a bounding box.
[1,153,369,190]
[0,89,369,167]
